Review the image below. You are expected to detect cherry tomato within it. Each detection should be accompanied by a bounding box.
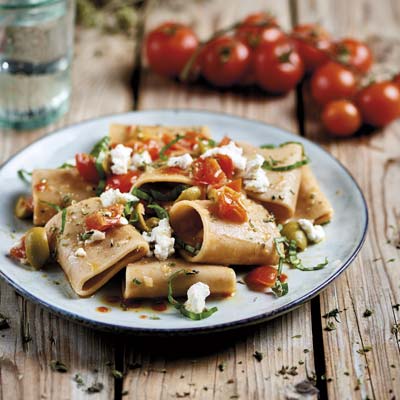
[254,40,304,94]
[105,171,140,193]
[393,73,400,90]
[245,265,277,291]
[239,12,279,28]
[214,186,247,223]
[145,22,199,78]
[9,237,26,262]
[215,154,234,178]
[334,38,373,74]
[356,81,400,127]
[322,100,362,136]
[292,24,333,72]
[85,204,124,232]
[311,61,357,105]
[219,136,231,146]
[226,178,242,192]
[201,36,250,87]
[192,157,226,185]
[75,153,99,183]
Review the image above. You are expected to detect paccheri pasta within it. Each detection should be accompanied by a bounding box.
[9,124,333,320]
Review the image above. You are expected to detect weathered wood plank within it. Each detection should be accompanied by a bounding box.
[0,29,135,400]
[122,1,317,399]
[296,1,400,398]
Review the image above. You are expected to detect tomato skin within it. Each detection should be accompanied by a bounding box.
[226,178,242,192]
[254,40,304,94]
[356,81,400,127]
[334,38,373,74]
[201,36,250,87]
[240,12,279,28]
[322,100,362,136]
[215,154,234,178]
[85,204,124,232]
[311,62,357,105]
[10,237,26,261]
[393,73,400,90]
[75,153,100,183]
[145,22,199,78]
[292,24,333,72]
[192,157,227,185]
[245,265,278,291]
[105,171,140,193]
[214,186,247,224]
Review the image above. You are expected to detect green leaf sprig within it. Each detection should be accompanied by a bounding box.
[17,169,32,184]
[167,269,218,320]
[159,134,183,161]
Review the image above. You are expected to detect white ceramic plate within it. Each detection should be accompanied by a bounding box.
[0,110,368,334]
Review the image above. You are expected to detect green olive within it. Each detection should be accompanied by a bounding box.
[206,188,218,202]
[25,227,50,269]
[146,217,160,229]
[14,195,33,219]
[134,203,150,232]
[176,186,202,202]
[281,221,308,251]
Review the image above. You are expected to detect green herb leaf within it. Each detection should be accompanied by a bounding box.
[159,134,184,161]
[271,280,288,297]
[90,136,110,158]
[61,208,67,235]
[40,200,62,212]
[262,157,309,171]
[149,184,188,202]
[87,382,104,393]
[363,309,373,318]
[131,187,152,202]
[167,269,217,320]
[17,169,32,184]
[148,204,169,219]
[260,144,276,149]
[96,179,106,196]
[175,237,201,255]
[132,278,142,285]
[58,162,74,169]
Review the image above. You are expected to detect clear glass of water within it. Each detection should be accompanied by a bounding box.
[0,0,75,130]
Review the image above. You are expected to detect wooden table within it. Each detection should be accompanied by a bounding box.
[1,1,399,399]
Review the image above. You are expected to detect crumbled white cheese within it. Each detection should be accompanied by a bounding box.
[201,141,247,170]
[119,216,129,225]
[74,247,87,257]
[143,276,154,287]
[84,229,106,245]
[110,144,132,175]
[184,282,210,314]
[130,150,152,170]
[100,188,138,207]
[167,154,193,169]
[298,219,325,243]
[243,154,269,193]
[142,218,175,261]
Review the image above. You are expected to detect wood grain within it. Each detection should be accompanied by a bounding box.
[0,29,135,400]
[122,1,318,399]
[295,1,400,398]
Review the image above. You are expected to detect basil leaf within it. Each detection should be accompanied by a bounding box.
[159,134,183,161]
[287,240,328,271]
[149,184,188,202]
[147,204,169,219]
[58,162,74,169]
[271,281,289,297]
[260,144,276,149]
[17,169,32,184]
[90,136,110,158]
[40,200,62,212]
[175,237,201,255]
[96,179,106,196]
[167,269,218,320]
[262,157,309,172]
[131,187,152,202]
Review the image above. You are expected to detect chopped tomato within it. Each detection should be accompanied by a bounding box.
[10,237,26,261]
[162,131,203,154]
[144,139,161,160]
[279,273,288,283]
[218,136,231,146]
[214,186,247,223]
[85,204,124,232]
[75,153,99,183]
[245,265,278,291]
[34,179,48,192]
[226,178,242,192]
[105,171,140,193]
[192,157,227,185]
[215,154,234,178]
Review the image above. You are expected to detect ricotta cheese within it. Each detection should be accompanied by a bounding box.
[243,154,269,193]
[110,144,132,175]
[184,282,210,314]
[100,188,138,207]
[201,141,247,171]
[167,154,193,169]
[130,150,152,170]
[298,219,326,243]
[142,218,175,261]
[84,229,106,245]
[74,247,87,257]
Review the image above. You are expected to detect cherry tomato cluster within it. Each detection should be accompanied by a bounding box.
[145,12,400,137]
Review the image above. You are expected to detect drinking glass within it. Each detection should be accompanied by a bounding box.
[0,0,75,130]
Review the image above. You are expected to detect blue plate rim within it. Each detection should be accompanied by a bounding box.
[0,109,369,335]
